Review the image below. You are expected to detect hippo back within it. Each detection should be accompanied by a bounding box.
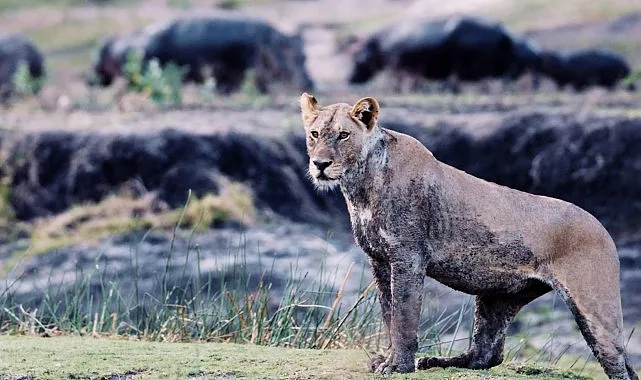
[444,17,515,80]
[144,17,314,91]
[348,18,451,83]
[348,16,517,85]
[566,50,631,78]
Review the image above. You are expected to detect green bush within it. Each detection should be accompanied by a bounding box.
[123,51,184,108]
[218,0,243,10]
[12,61,45,98]
[623,70,641,89]
[168,0,191,8]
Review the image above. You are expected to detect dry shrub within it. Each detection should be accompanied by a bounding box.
[29,181,255,254]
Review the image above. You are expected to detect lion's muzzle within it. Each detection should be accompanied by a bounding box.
[310,158,335,180]
[308,157,340,190]
[313,159,332,172]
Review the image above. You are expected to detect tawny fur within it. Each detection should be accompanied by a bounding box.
[299,93,638,380]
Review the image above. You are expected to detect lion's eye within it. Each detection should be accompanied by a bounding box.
[310,131,319,139]
[338,132,350,140]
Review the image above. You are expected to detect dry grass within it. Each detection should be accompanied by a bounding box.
[25,181,255,256]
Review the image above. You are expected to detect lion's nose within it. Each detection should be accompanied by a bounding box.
[313,160,332,171]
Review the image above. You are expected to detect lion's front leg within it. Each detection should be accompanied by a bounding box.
[383,256,425,374]
[367,258,393,373]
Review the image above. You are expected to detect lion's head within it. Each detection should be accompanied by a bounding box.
[299,93,380,191]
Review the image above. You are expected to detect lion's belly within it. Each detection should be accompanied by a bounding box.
[426,240,540,295]
[427,260,536,295]
[351,206,543,295]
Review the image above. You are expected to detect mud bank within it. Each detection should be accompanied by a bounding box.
[2,109,641,237]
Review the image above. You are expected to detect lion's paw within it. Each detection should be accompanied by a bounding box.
[366,355,386,372]
[366,355,397,374]
[376,362,394,375]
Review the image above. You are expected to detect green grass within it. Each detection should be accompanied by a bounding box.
[0,335,597,379]
[25,17,153,78]
[484,0,641,30]
[341,0,641,34]
[0,0,140,12]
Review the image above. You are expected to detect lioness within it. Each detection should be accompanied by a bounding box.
[299,93,638,380]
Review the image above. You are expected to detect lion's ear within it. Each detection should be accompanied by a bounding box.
[350,97,379,131]
[300,92,319,126]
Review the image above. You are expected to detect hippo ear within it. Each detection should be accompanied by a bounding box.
[350,97,379,131]
[300,92,319,126]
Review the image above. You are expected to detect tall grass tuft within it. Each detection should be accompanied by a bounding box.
[0,237,384,350]
[0,214,479,357]
[0,192,391,351]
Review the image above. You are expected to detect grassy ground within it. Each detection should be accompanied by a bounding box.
[0,0,140,12]
[480,0,641,30]
[0,335,600,379]
[0,0,638,111]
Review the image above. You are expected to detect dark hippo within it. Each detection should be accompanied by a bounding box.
[445,17,515,81]
[347,17,519,90]
[540,49,634,91]
[89,16,315,94]
[538,50,568,88]
[504,38,542,89]
[347,18,452,85]
[0,34,45,102]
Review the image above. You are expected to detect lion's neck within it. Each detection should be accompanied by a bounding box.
[339,127,390,208]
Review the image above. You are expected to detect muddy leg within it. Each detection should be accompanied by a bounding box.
[418,283,550,370]
[374,256,424,373]
[366,258,392,372]
[556,283,637,380]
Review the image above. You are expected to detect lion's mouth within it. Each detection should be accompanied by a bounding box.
[316,173,335,181]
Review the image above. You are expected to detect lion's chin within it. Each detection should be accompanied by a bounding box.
[313,177,340,192]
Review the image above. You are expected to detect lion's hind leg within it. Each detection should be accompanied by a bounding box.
[549,229,638,380]
[554,280,637,380]
[417,281,550,371]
